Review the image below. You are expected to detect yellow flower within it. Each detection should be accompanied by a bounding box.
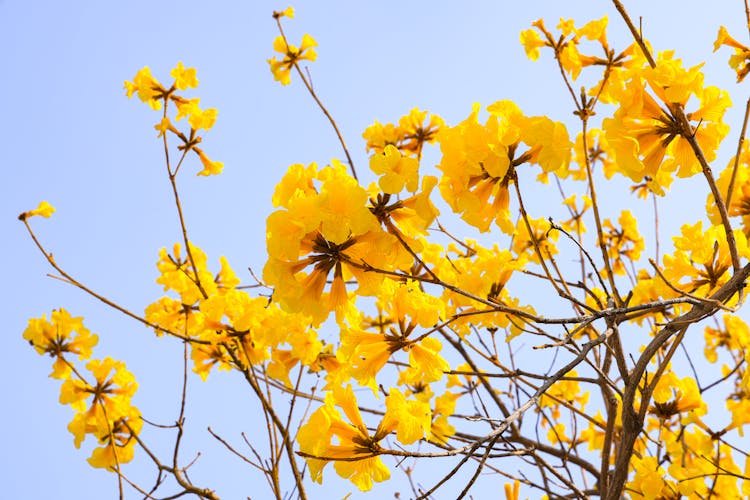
[266,348,299,387]
[512,216,559,264]
[662,221,749,296]
[174,96,201,121]
[154,117,171,138]
[580,410,620,453]
[362,120,402,154]
[339,325,402,392]
[83,406,142,469]
[59,356,140,470]
[522,17,613,81]
[187,106,218,131]
[191,342,234,381]
[124,66,165,110]
[428,391,459,444]
[59,357,138,415]
[650,372,706,419]
[576,16,609,46]
[367,176,440,251]
[603,52,730,193]
[522,115,573,173]
[538,370,589,421]
[362,108,443,157]
[627,456,669,498]
[271,162,318,208]
[565,128,613,181]
[437,101,571,233]
[546,422,570,444]
[273,6,294,19]
[601,210,644,276]
[265,230,397,324]
[264,162,410,324]
[194,147,224,176]
[267,34,318,85]
[504,480,520,500]
[369,144,419,194]
[338,281,446,391]
[386,279,445,328]
[520,27,545,61]
[704,314,749,363]
[297,385,391,491]
[714,26,750,82]
[23,309,98,379]
[380,388,431,445]
[22,200,55,219]
[190,108,217,133]
[170,61,198,90]
[316,161,380,244]
[560,194,591,234]
[440,243,531,340]
[400,337,450,385]
[158,242,220,303]
[725,384,750,436]
[397,107,444,156]
[706,146,750,235]
[436,103,515,233]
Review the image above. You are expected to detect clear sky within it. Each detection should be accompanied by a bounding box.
[3,1,748,498]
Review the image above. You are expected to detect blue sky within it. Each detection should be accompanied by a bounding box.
[3,1,749,498]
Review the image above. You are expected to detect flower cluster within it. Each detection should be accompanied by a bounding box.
[124,63,223,176]
[602,52,731,194]
[363,108,444,158]
[24,310,141,469]
[145,241,323,384]
[436,100,572,233]
[22,6,750,498]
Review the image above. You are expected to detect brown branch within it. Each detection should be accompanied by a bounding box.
[224,343,308,500]
[726,97,750,208]
[607,262,750,499]
[611,0,656,68]
[274,18,358,181]
[20,218,206,343]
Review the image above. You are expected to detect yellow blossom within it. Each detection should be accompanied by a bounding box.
[397,108,444,156]
[650,372,707,419]
[23,309,98,379]
[627,456,669,498]
[704,314,749,363]
[267,34,318,85]
[662,221,749,297]
[170,61,198,90]
[520,25,546,61]
[504,480,520,500]
[538,370,589,421]
[124,66,165,110]
[297,385,391,491]
[714,26,750,82]
[363,108,443,157]
[601,210,644,276]
[603,52,730,193]
[400,337,450,385]
[369,144,420,194]
[273,6,294,19]
[22,201,55,219]
[380,388,431,445]
[437,101,571,233]
[194,147,224,176]
[187,106,218,131]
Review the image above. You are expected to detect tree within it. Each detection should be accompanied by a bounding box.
[17,2,750,498]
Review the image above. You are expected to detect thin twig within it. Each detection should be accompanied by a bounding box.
[274,18,358,180]
[20,219,204,343]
